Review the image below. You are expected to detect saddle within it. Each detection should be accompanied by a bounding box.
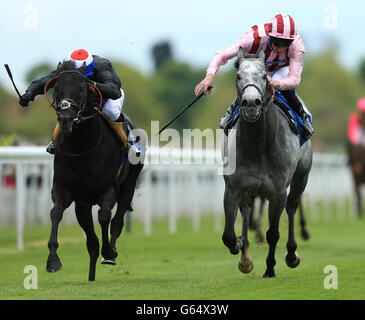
[273,90,312,146]
[94,108,128,147]
[52,109,138,152]
[226,93,311,147]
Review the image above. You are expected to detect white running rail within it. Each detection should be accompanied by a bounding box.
[0,146,354,250]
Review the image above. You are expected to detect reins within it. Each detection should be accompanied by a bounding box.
[44,71,103,109]
[236,58,277,155]
[44,69,104,157]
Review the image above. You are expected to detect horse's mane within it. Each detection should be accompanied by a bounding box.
[234,53,262,70]
[57,60,78,73]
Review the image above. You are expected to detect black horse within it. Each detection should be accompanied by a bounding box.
[46,60,144,281]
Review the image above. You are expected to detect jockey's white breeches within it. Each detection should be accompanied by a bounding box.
[269,66,310,115]
[102,88,125,121]
[269,66,290,81]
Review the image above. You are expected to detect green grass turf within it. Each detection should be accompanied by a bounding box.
[0,214,365,300]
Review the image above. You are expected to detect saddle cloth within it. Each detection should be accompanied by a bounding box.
[228,91,311,147]
[273,90,312,146]
[95,108,128,147]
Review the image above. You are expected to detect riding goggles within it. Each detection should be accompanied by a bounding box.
[269,36,294,49]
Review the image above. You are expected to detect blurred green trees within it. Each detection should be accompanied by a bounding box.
[359,57,365,84]
[299,49,365,150]
[149,60,205,130]
[1,43,364,151]
[192,48,365,152]
[25,63,53,84]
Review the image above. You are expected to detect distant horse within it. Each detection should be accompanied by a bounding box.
[246,195,310,243]
[45,60,144,281]
[347,142,365,217]
[222,48,313,278]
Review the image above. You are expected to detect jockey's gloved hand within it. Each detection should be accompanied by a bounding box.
[19,91,33,107]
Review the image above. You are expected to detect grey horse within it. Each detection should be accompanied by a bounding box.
[221,47,313,278]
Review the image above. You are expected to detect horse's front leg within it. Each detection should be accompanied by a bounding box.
[263,192,287,278]
[222,185,241,255]
[75,202,99,281]
[46,184,72,273]
[97,186,117,265]
[237,193,254,273]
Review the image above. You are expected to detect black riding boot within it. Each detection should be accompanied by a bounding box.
[282,90,313,140]
[220,99,238,134]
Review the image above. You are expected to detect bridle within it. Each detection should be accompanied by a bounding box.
[236,59,274,122]
[44,70,103,126]
[44,70,104,157]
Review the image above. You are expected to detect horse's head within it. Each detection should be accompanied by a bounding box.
[49,61,92,135]
[235,47,272,122]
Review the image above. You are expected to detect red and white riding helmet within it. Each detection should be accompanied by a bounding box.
[269,13,296,40]
[357,97,365,112]
[70,49,95,76]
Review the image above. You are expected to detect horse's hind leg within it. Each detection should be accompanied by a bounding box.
[254,197,266,243]
[46,185,72,273]
[247,194,256,230]
[97,187,117,265]
[75,202,99,281]
[298,197,310,240]
[247,195,265,243]
[222,186,241,255]
[238,194,254,274]
[263,192,286,278]
[110,164,143,255]
[285,173,310,269]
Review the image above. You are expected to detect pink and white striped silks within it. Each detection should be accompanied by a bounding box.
[348,113,365,145]
[207,19,306,90]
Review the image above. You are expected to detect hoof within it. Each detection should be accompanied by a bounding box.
[286,252,300,268]
[238,257,254,274]
[301,229,310,241]
[263,269,276,278]
[229,247,240,255]
[46,258,62,273]
[101,258,117,265]
[102,247,118,261]
[228,238,242,255]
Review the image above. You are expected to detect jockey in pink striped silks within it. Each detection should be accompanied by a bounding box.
[194,13,313,140]
[348,98,365,145]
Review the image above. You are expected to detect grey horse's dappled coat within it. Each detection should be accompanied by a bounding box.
[221,47,312,278]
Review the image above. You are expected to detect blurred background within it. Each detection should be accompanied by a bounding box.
[1,1,365,242]
[1,0,365,150]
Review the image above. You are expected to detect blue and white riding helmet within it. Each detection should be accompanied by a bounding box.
[70,49,95,77]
